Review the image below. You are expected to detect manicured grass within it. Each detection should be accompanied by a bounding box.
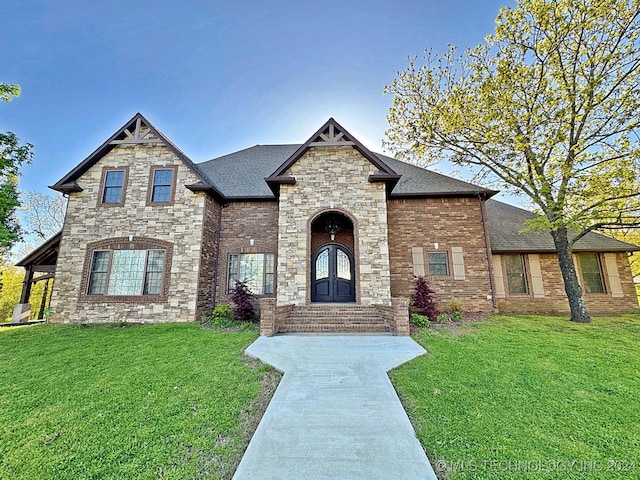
[0,322,278,480]
[391,315,640,479]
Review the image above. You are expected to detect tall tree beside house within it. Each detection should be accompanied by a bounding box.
[385,0,640,323]
[0,83,33,254]
[20,192,66,241]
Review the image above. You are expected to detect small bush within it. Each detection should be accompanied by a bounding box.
[436,314,449,323]
[410,276,438,321]
[201,304,235,328]
[444,299,463,314]
[212,304,233,322]
[452,310,463,321]
[230,281,257,323]
[411,313,430,328]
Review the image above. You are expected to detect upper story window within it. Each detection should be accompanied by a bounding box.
[100,168,128,205]
[578,253,605,293]
[427,252,449,276]
[148,166,177,204]
[504,254,528,294]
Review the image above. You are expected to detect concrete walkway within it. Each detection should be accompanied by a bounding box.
[233,335,437,480]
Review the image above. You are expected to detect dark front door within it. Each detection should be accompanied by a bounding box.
[311,244,355,303]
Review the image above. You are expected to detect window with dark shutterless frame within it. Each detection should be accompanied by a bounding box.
[227,253,275,295]
[87,249,166,296]
[149,167,176,204]
[101,169,126,204]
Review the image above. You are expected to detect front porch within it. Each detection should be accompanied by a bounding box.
[258,298,411,336]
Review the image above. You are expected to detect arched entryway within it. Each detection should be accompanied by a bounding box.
[310,212,355,303]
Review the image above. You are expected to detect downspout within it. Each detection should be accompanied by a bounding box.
[479,194,498,309]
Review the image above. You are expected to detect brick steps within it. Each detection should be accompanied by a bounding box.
[277,305,391,334]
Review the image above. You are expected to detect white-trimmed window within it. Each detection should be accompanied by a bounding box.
[88,249,166,296]
[228,253,275,295]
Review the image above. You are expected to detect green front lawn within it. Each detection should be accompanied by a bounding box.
[391,315,640,479]
[0,322,278,480]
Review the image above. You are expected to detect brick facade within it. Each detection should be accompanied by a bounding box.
[215,201,279,305]
[387,197,495,313]
[494,252,638,315]
[50,143,206,323]
[196,196,222,319]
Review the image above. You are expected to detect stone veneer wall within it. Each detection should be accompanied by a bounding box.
[387,197,494,312]
[215,201,279,305]
[277,147,392,306]
[50,144,206,323]
[495,252,639,315]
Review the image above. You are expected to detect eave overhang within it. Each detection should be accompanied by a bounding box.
[49,181,83,194]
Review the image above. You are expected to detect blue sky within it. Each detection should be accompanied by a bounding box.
[2,0,510,197]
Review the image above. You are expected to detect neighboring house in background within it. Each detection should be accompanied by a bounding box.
[17,114,639,334]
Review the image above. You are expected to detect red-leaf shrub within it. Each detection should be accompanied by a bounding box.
[410,276,438,322]
[230,280,257,322]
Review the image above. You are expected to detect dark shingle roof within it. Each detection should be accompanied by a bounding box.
[485,200,639,252]
[196,144,495,199]
[196,145,638,252]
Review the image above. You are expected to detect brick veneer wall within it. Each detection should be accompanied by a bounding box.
[495,252,639,314]
[277,147,392,306]
[215,201,279,305]
[387,197,494,313]
[50,143,206,323]
[196,196,222,319]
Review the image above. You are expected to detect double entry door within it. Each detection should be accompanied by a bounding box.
[311,244,355,303]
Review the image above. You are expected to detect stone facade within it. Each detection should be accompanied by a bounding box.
[493,252,638,315]
[276,147,392,307]
[50,143,206,323]
[387,197,495,313]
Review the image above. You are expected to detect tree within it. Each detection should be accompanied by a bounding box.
[20,192,66,240]
[385,0,640,323]
[1,83,33,252]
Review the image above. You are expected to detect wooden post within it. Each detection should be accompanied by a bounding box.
[19,266,34,304]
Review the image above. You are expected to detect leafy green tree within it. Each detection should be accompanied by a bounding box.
[1,83,33,252]
[385,0,640,322]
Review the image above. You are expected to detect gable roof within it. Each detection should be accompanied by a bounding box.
[265,118,400,195]
[485,200,639,252]
[197,144,497,200]
[50,113,223,199]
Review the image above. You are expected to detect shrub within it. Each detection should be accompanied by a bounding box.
[230,281,257,323]
[410,276,438,321]
[436,314,449,323]
[411,313,430,328]
[212,303,233,322]
[452,310,463,321]
[444,299,463,314]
